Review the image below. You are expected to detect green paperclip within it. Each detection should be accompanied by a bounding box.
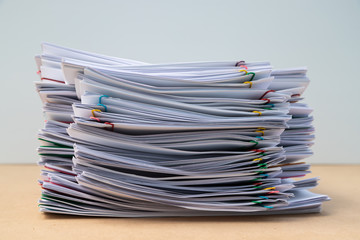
[246,72,255,81]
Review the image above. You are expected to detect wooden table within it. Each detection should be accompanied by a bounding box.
[0,164,359,240]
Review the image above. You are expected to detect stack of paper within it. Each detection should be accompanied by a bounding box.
[35,43,329,217]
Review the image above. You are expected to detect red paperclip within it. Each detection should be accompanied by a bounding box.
[104,122,114,131]
[259,90,275,100]
[261,98,270,104]
[252,149,266,153]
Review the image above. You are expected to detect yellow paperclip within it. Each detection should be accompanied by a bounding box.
[244,81,252,88]
[239,69,248,74]
[263,187,276,190]
[253,111,262,116]
[252,158,263,162]
[255,130,264,136]
[91,109,102,117]
[258,127,266,130]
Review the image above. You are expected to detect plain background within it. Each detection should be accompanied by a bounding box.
[0,0,359,164]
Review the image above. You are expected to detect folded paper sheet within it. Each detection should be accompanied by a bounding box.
[35,43,329,217]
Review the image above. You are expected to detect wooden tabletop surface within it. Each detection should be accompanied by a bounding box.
[0,164,359,240]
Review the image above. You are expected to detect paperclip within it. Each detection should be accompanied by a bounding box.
[250,140,258,146]
[97,103,107,111]
[235,61,245,66]
[91,109,101,117]
[90,116,100,122]
[255,130,265,136]
[263,187,276,190]
[263,205,273,209]
[252,158,263,162]
[99,95,109,103]
[253,111,262,116]
[104,122,114,131]
[259,196,269,199]
[252,149,266,153]
[268,191,279,194]
[259,90,275,99]
[244,81,252,88]
[98,95,109,111]
[255,136,264,140]
[239,69,248,74]
[252,201,262,204]
[246,72,255,81]
[239,65,248,69]
[261,98,270,104]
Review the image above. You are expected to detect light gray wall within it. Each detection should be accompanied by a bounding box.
[0,0,359,164]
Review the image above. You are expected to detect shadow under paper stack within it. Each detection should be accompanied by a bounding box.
[35,43,329,217]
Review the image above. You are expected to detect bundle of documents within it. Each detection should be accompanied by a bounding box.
[35,43,329,217]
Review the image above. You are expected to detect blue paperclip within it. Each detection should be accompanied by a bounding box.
[97,95,109,111]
